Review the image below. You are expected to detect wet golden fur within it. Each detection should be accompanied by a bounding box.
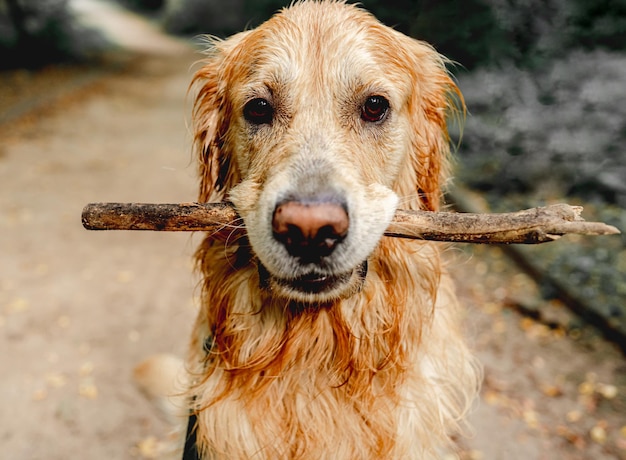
[182,1,479,458]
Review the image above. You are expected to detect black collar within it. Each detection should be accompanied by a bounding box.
[182,412,200,460]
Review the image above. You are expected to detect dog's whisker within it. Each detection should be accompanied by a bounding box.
[395,193,424,209]
[203,218,246,240]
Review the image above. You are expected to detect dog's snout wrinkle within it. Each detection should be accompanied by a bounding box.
[272,200,349,262]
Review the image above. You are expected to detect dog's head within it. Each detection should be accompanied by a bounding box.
[192,1,461,304]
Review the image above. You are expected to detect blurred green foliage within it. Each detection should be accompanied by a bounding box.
[118,0,164,11]
[568,0,626,50]
[409,0,507,69]
[2,0,625,70]
[159,0,626,69]
[237,0,507,69]
[0,0,104,69]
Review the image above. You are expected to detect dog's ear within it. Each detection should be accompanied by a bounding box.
[400,38,464,211]
[191,33,249,203]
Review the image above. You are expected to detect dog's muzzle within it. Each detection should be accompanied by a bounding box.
[260,196,368,301]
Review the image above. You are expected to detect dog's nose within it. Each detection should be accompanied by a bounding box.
[272,200,349,262]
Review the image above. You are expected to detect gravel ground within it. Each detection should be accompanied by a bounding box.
[0,5,624,459]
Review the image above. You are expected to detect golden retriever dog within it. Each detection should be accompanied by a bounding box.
[135,1,480,459]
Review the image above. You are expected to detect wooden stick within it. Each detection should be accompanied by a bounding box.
[81,202,620,244]
[82,202,239,232]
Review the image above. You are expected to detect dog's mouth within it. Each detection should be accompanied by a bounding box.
[278,270,353,294]
[258,261,368,302]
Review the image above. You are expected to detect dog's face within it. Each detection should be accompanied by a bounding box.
[192,1,458,303]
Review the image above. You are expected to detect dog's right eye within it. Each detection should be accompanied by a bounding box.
[361,95,390,123]
[244,98,274,125]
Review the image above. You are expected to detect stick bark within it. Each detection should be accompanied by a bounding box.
[81,202,619,244]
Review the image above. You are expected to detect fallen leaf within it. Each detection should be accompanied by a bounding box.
[483,390,501,406]
[79,361,94,377]
[566,410,582,423]
[32,388,48,401]
[540,383,563,398]
[523,409,540,429]
[578,381,595,396]
[7,297,29,313]
[520,317,535,331]
[481,302,500,315]
[556,425,586,450]
[45,372,67,388]
[590,425,607,444]
[597,383,618,399]
[78,379,98,399]
[136,436,165,459]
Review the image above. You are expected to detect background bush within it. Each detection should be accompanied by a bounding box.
[0,0,104,69]
[160,0,510,69]
[3,0,626,70]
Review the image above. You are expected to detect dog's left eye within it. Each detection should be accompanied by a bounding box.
[244,98,274,125]
[361,95,389,123]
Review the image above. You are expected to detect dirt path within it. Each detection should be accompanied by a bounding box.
[0,17,199,455]
[1,6,624,460]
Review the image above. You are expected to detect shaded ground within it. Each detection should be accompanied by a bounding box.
[452,243,625,460]
[1,5,624,459]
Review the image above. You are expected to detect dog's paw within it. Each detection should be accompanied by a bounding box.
[133,353,188,424]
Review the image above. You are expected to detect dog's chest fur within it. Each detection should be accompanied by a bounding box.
[186,237,475,459]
